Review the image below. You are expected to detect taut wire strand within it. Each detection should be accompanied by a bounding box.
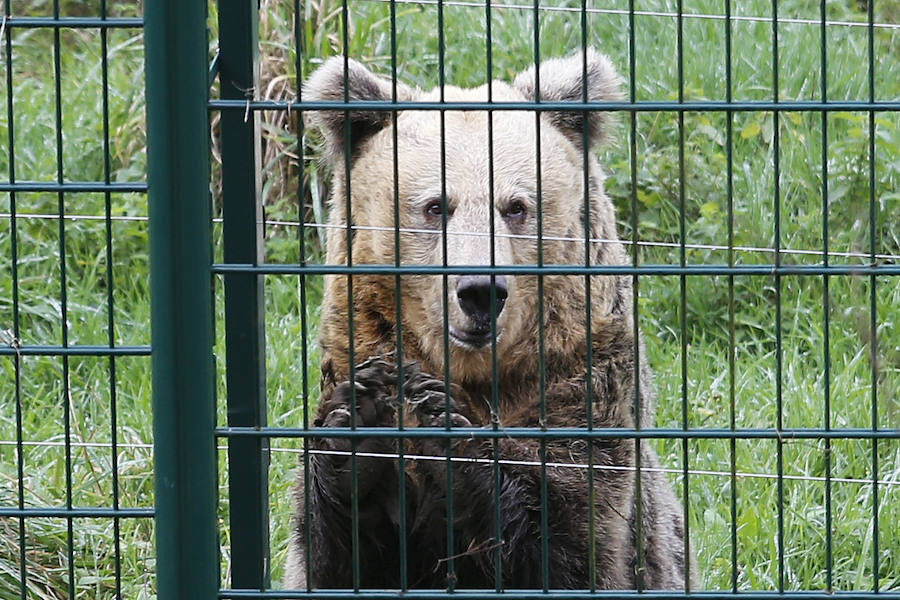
[0,439,897,488]
[357,0,900,30]
[2,213,897,261]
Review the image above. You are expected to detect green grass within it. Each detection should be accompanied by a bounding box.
[1,0,899,597]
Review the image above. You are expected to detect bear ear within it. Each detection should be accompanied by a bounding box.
[513,48,623,150]
[303,57,415,163]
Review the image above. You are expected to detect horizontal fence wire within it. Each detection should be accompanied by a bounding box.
[2,439,897,488]
[355,0,900,30]
[1,214,897,262]
[216,426,900,441]
[208,99,900,112]
[210,264,900,276]
[0,15,143,29]
[4,6,900,30]
[217,592,900,600]
[0,181,147,192]
[0,344,152,356]
[0,507,154,518]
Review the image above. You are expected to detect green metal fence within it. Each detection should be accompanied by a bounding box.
[2,2,152,599]
[2,0,899,599]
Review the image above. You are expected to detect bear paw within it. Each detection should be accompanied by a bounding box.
[312,359,400,500]
[403,370,472,429]
[316,358,398,431]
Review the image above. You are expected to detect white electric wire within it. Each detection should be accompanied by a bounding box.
[2,213,897,262]
[291,221,900,262]
[1,439,896,488]
[361,0,900,30]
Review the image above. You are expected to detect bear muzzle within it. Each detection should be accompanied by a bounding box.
[450,275,508,349]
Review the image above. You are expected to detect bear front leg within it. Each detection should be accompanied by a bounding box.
[300,359,404,588]
[449,437,611,589]
[403,372,588,589]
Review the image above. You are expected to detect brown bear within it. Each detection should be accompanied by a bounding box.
[285,48,691,591]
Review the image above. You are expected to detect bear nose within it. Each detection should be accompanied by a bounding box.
[456,275,508,326]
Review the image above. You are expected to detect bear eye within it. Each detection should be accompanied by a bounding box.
[504,200,528,221]
[426,201,443,217]
[424,199,449,219]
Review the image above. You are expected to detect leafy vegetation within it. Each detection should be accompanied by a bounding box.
[0,0,897,598]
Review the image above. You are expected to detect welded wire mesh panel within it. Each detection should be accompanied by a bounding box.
[207,1,900,599]
[205,2,900,600]
[0,2,153,599]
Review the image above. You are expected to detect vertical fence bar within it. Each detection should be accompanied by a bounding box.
[627,0,644,592]
[484,4,504,590]
[578,4,597,593]
[771,0,786,592]
[724,0,738,592]
[99,1,124,596]
[867,1,880,592]
[675,1,692,590]
[217,0,271,589]
[50,1,76,595]
[436,0,456,588]
[145,2,218,599]
[338,0,362,588]
[388,1,409,589]
[292,0,314,590]
[529,2,549,593]
[818,1,833,592]
[4,4,27,598]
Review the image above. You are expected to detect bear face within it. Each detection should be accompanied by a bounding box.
[306,50,629,385]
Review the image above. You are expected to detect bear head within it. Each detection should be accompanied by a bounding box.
[305,49,629,385]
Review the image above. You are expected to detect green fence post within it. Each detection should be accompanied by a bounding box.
[145,2,217,599]
[217,0,271,589]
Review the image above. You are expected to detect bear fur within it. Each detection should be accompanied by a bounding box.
[285,49,691,591]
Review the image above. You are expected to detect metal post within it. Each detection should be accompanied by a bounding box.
[145,2,218,599]
[217,0,271,589]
